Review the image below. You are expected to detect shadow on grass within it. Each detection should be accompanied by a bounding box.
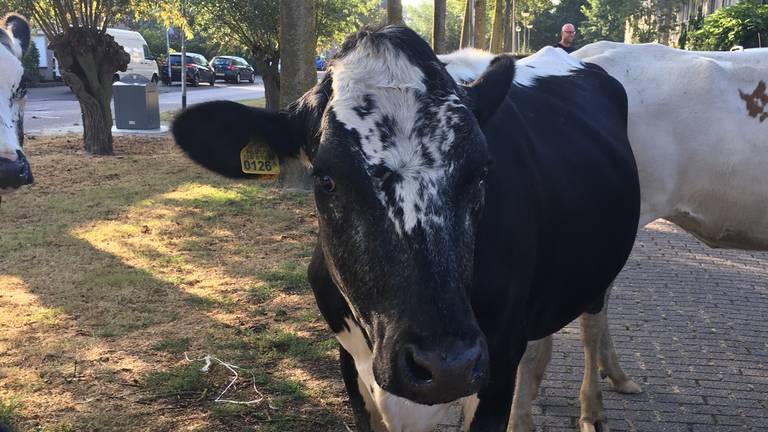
[0,136,348,431]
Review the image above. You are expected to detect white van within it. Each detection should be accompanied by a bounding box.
[107,28,159,83]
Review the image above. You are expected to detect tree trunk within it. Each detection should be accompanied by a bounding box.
[279,0,316,109]
[460,0,472,48]
[388,0,403,25]
[252,49,280,111]
[503,0,512,51]
[433,0,447,54]
[474,0,487,49]
[76,82,114,155]
[49,28,129,155]
[278,0,315,190]
[490,0,505,53]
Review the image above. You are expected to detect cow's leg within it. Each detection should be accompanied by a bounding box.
[468,339,527,432]
[509,336,553,431]
[339,346,387,432]
[578,311,607,432]
[593,309,642,394]
[582,285,642,395]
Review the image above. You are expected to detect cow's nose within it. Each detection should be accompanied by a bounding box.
[0,150,33,189]
[397,338,488,404]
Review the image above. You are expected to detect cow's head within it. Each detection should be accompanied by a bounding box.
[0,13,32,194]
[173,26,515,405]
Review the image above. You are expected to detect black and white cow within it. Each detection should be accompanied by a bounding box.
[172,26,640,431]
[439,43,768,432]
[0,13,32,194]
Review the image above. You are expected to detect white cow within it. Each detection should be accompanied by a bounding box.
[439,43,768,431]
[0,13,32,195]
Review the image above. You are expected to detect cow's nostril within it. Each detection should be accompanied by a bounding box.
[404,347,433,383]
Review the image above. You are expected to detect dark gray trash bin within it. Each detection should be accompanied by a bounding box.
[113,74,160,130]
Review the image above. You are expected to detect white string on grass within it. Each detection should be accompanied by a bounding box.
[184,352,266,405]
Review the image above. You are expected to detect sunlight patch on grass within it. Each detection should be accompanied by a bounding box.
[29,307,65,326]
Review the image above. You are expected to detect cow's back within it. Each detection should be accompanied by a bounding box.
[575,42,768,250]
[474,48,640,341]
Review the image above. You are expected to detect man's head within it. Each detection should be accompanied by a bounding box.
[560,23,576,46]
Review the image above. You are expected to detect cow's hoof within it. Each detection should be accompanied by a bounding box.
[579,419,609,432]
[611,378,642,394]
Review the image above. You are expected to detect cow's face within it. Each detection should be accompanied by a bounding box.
[0,14,32,194]
[173,26,516,405]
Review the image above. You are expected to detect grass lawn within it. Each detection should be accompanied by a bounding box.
[0,132,353,431]
[160,98,266,123]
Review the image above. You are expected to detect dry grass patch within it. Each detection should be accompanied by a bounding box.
[0,133,351,431]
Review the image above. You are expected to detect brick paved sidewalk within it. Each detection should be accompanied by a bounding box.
[438,220,768,432]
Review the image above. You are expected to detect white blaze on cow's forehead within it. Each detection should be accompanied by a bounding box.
[0,38,24,159]
[330,39,464,235]
[513,46,585,87]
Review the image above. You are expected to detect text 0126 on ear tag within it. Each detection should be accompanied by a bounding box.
[240,141,281,175]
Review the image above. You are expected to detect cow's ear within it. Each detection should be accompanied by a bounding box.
[3,14,30,55]
[172,101,302,178]
[463,54,516,126]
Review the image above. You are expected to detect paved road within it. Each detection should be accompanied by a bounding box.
[439,220,768,431]
[24,80,266,133]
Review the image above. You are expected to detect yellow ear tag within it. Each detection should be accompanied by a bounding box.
[240,140,281,175]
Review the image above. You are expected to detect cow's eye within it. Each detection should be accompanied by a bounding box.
[316,175,336,194]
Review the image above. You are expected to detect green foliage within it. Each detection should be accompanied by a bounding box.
[405,0,464,51]
[405,0,500,52]
[625,0,680,44]
[580,0,642,43]
[22,38,42,85]
[688,1,768,50]
[316,0,384,50]
[677,4,703,49]
[189,0,378,58]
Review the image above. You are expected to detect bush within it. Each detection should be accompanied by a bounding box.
[688,1,768,50]
[22,41,43,85]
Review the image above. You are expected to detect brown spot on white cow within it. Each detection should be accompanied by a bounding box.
[739,80,768,122]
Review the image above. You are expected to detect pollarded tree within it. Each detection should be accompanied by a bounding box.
[17,0,130,154]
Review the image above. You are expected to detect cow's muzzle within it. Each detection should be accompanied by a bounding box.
[0,150,33,190]
[382,335,489,405]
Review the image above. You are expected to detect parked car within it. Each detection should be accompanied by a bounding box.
[108,28,159,83]
[210,56,255,84]
[163,52,215,87]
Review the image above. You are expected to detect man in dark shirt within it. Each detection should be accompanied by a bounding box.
[554,23,576,53]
